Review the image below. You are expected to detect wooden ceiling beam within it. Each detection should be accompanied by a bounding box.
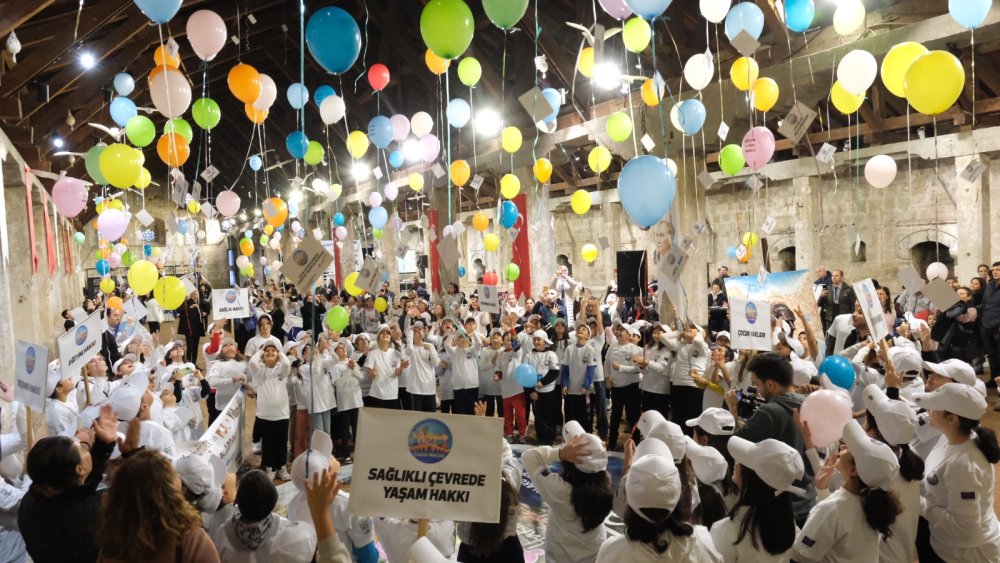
[0,0,57,39]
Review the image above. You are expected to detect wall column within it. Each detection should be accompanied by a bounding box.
[954,154,988,279]
[526,184,555,299]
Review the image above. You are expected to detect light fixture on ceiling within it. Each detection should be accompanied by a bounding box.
[352,162,371,180]
[402,138,421,162]
[51,137,64,149]
[474,108,501,137]
[79,52,96,69]
[593,62,621,90]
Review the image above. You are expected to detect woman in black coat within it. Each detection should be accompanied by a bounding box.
[177,290,206,365]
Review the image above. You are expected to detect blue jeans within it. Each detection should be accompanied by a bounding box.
[589,381,609,439]
[310,409,333,437]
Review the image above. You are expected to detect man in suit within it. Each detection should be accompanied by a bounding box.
[819,269,856,350]
[100,307,123,369]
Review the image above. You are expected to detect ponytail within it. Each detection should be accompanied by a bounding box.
[960,417,1000,464]
[897,444,924,482]
[860,486,902,537]
[623,507,692,554]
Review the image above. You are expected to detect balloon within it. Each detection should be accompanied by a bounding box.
[326,306,350,332]
[306,7,362,74]
[134,0,181,24]
[228,63,261,104]
[216,191,241,217]
[482,271,499,285]
[799,390,852,447]
[100,279,116,294]
[420,0,474,59]
[501,126,522,153]
[606,112,633,142]
[623,17,651,52]
[304,141,324,166]
[248,155,262,172]
[286,83,309,110]
[833,0,865,35]
[187,10,227,61]
[837,49,877,95]
[368,63,390,91]
[678,98,707,135]
[344,131,368,159]
[719,144,745,175]
[589,146,612,173]
[85,144,108,185]
[701,0,732,23]
[683,53,714,90]
[741,126,775,170]
[600,0,633,19]
[819,355,855,391]
[446,98,471,128]
[581,243,599,263]
[107,254,121,271]
[784,0,814,33]
[344,272,364,297]
[472,212,489,232]
[483,0,528,29]
[98,209,129,241]
[149,69,191,119]
[239,237,254,256]
[926,262,949,281]
[121,250,136,267]
[618,156,675,228]
[533,158,553,183]
[419,134,440,163]
[424,49,451,75]
[389,150,404,168]
[500,201,519,229]
[742,231,760,248]
[244,104,268,124]
[409,173,425,191]
[369,192,383,208]
[125,115,155,147]
[153,276,186,310]
[577,47,595,78]
[99,143,143,189]
[263,197,289,228]
[368,206,388,229]
[457,266,467,278]
[864,155,897,188]
[457,57,482,86]
[541,88,561,124]
[368,116,393,149]
[96,259,110,276]
[390,114,411,141]
[106,296,125,311]
[134,168,151,190]
[640,78,661,106]
[730,56,759,91]
[483,233,500,252]
[411,111,434,138]
[513,363,538,387]
[624,0,671,19]
[164,118,193,143]
[752,77,779,112]
[571,189,592,215]
[881,42,928,98]
[157,133,189,167]
[109,97,137,127]
[504,263,521,281]
[385,183,399,201]
[113,73,135,96]
[313,85,336,106]
[374,297,388,313]
[73,232,86,245]
[725,2,764,40]
[451,160,471,186]
[192,97,221,130]
[500,174,521,199]
[949,0,991,29]
[905,51,964,116]
[53,177,89,217]
[319,95,346,125]
[831,80,865,114]
[152,45,180,70]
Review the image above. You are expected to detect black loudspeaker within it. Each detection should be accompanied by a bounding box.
[616,251,647,297]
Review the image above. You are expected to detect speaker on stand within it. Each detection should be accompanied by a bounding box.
[615,251,647,297]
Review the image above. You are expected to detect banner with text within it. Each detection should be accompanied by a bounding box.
[724,270,822,342]
[853,278,890,341]
[283,237,334,294]
[728,296,772,351]
[211,288,251,320]
[15,340,48,413]
[57,311,103,379]
[186,390,245,470]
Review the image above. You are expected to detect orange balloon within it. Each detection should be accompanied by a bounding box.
[472,211,489,232]
[148,65,165,85]
[228,63,262,104]
[99,247,111,259]
[263,197,288,228]
[425,49,451,75]
[239,239,254,256]
[450,160,471,186]
[154,45,180,69]
[157,133,190,167]
[244,103,268,124]
[106,296,125,311]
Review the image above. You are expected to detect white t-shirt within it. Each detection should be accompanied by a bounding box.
[523,349,560,393]
[367,347,402,400]
[710,507,795,562]
[562,344,598,395]
[477,347,504,396]
[605,342,642,387]
[596,525,722,562]
[405,342,440,396]
[206,359,247,404]
[373,518,455,563]
[45,399,78,438]
[882,477,920,563]
[247,352,291,420]
[792,488,878,562]
[640,346,671,395]
[330,359,363,411]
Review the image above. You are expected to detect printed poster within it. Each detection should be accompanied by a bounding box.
[728,296,772,351]
[15,340,48,412]
[724,270,822,342]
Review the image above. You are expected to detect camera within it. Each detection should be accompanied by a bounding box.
[737,386,764,420]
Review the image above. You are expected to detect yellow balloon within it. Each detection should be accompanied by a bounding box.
[409,173,425,192]
[500,174,520,199]
[425,49,451,75]
[830,80,865,114]
[153,276,186,310]
[187,200,201,214]
[483,233,500,252]
[344,272,364,297]
[904,50,964,116]
[570,189,592,215]
[96,201,108,214]
[100,278,116,294]
[881,42,928,98]
[578,47,595,78]
[742,231,760,248]
[730,57,760,92]
[374,297,388,312]
[588,146,612,173]
[581,243,599,263]
[263,224,274,235]
[451,160,471,186]
[127,260,159,295]
[134,167,151,190]
[641,78,661,106]
[108,199,125,211]
[99,143,143,189]
[533,158,553,183]
[501,126,522,153]
[347,130,369,158]
[752,77,779,112]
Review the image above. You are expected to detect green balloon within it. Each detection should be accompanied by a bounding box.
[504,262,521,281]
[372,228,383,239]
[125,115,155,148]
[121,250,136,267]
[719,144,746,176]
[304,141,324,166]
[73,232,86,245]
[420,0,474,60]
[85,144,108,185]
[483,0,529,30]
[606,112,633,143]
[259,234,270,246]
[325,305,350,332]
[457,57,482,87]
[164,118,194,143]
[192,98,221,130]
[622,17,651,53]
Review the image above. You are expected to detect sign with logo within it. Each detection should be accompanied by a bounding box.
[853,278,889,341]
[186,390,246,471]
[478,284,500,314]
[15,340,48,412]
[283,236,335,294]
[211,288,251,320]
[57,311,103,379]
[349,408,502,522]
[729,296,772,351]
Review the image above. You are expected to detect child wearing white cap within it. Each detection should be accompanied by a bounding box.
[684,437,731,529]
[561,324,600,436]
[248,342,292,480]
[205,336,248,407]
[366,325,409,410]
[912,382,1000,562]
[444,325,482,415]
[686,408,738,510]
[523,330,561,445]
[604,322,644,450]
[664,325,711,438]
[637,323,672,420]
[911,357,982,460]
[44,360,79,438]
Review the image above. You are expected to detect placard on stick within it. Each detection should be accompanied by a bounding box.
[16,340,48,413]
[282,237,335,293]
[853,278,889,341]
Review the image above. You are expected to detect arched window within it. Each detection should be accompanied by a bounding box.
[777,247,796,272]
[910,241,953,277]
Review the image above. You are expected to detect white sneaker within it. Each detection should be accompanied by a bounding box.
[265,469,275,480]
[276,468,292,481]
[252,442,262,455]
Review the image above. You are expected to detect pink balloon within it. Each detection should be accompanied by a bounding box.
[108,252,122,268]
[369,192,383,208]
[186,10,227,61]
[97,209,129,241]
[599,0,633,19]
[390,114,410,142]
[52,176,89,217]
[799,389,853,448]
[741,126,775,170]
[335,226,348,240]
[420,134,440,163]
[392,216,403,231]
[384,182,399,201]
[216,190,241,217]
[442,225,454,238]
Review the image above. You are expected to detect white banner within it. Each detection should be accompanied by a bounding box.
[211,288,251,320]
[853,278,889,341]
[283,237,335,293]
[58,311,104,379]
[477,284,501,315]
[123,296,147,321]
[186,390,246,471]
[349,408,503,523]
[729,296,772,351]
[15,340,48,413]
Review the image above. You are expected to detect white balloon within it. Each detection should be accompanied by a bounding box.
[253,74,277,110]
[683,53,714,91]
[926,262,948,281]
[411,111,434,138]
[837,49,877,95]
[864,155,897,188]
[259,256,268,266]
[236,255,251,269]
[666,158,678,176]
[149,69,191,119]
[700,0,732,24]
[833,0,865,36]
[669,103,684,132]
[390,114,410,141]
[320,95,346,125]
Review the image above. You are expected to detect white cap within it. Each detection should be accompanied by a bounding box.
[562,420,585,443]
[45,360,62,397]
[621,323,641,337]
[283,341,299,355]
[728,436,805,496]
[570,433,609,474]
[842,420,899,491]
[775,330,804,358]
[636,409,667,437]
[715,331,731,342]
[530,329,552,345]
[174,454,226,512]
[912,382,988,421]
[107,376,144,421]
[888,347,923,377]
[111,354,136,373]
[790,355,818,387]
[407,537,450,563]
[922,359,977,387]
[646,421,686,463]
[685,407,735,436]
[634,436,673,461]
[683,436,728,485]
[626,455,681,517]
[862,384,918,445]
[290,431,337,492]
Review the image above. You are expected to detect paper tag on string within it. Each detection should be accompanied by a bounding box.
[247,13,257,24]
[230,35,240,45]
[372,167,383,180]
[470,174,484,190]
[757,266,769,285]
[200,165,220,183]
[653,71,666,99]
[598,236,610,250]
[166,37,179,58]
[201,203,215,218]
[697,171,715,189]
[431,163,445,179]
[735,244,748,261]
[593,23,606,64]
[778,102,818,143]
[191,181,203,202]
[746,176,763,192]
[717,121,730,142]
[534,55,548,75]
[136,209,154,227]
[640,134,655,152]
[816,143,837,165]
[661,245,688,281]
[730,30,760,57]
[704,48,714,66]
[518,87,556,125]
[761,216,776,235]
[693,221,708,236]
[959,159,987,183]
[680,236,694,251]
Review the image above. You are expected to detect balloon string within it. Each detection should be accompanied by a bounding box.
[531,0,541,198]
[299,0,306,133]
[651,24,669,162]
[715,24,723,152]
[446,71,453,226]
[971,28,976,128]
[352,0,371,94]
[224,121,258,195]
[469,84,478,170]
[498,32,508,178]
[156,26,180,196]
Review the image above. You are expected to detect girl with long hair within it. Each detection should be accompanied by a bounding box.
[247,342,292,480]
[366,325,407,409]
[524,330,561,445]
[637,322,671,420]
[457,477,522,562]
[687,407,738,507]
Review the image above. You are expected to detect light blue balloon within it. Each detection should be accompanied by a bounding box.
[113,73,135,97]
[96,259,110,276]
[368,206,388,229]
[314,85,336,106]
[514,364,539,387]
[367,116,393,149]
[500,201,519,229]
[541,88,561,124]
[144,244,153,257]
[244,230,254,239]
[784,0,814,33]
[333,212,345,226]
[263,266,272,276]
[248,155,262,171]
[624,0,673,19]
[726,246,738,259]
[678,99,706,135]
[618,156,675,228]
[306,7,362,74]
[287,83,309,110]
[288,202,300,217]
[446,98,471,128]
[133,0,181,24]
[178,220,189,235]
[949,0,991,29]
[725,2,765,41]
[286,131,310,159]
[388,150,404,168]
[109,97,137,128]
[458,265,466,278]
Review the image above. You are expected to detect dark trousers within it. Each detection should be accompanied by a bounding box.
[440,399,453,414]
[916,517,947,562]
[609,382,641,450]
[252,416,261,444]
[480,394,502,417]
[256,417,289,471]
[453,388,479,415]
[670,385,705,437]
[399,388,412,410]
[589,381,609,439]
[333,408,355,458]
[523,387,535,425]
[368,397,399,410]
[534,389,561,445]
[411,393,437,413]
[457,536,524,563]
[642,390,670,420]
[184,335,200,365]
[206,391,220,425]
[980,324,1000,377]
[565,394,589,433]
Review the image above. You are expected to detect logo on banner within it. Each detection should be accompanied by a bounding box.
[75,325,89,346]
[745,302,758,324]
[25,347,36,373]
[863,284,876,310]
[292,249,308,266]
[225,290,238,304]
[408,419,453,464]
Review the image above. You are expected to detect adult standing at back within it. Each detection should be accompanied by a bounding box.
[979,262,1000,381]
[177,289,206,366]
[818,270,855,350]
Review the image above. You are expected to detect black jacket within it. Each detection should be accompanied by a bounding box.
[818,283,856,324]
[982,280,1000,329]
[177,298,205,338]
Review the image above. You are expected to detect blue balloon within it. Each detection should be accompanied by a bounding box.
[286,131,310,159]
[287,83,310,110]
[458,265,466,278]
[725,2,765,41]
[446,98,471,128]
[288,202,300,217]
[784,0,814,33]
[726,246,738,259]
[949,0,991,29]
[514,364,539,387]
[333,212,345,226]
[819,355,855,391]
[109,97,137,128]
[388,150,405,168]
[244,230,254,239]
[263,266,272,276]
[381,271,390,283]
[133,0,181,24]
[678,99,707,135]
[248,155,262,172]
[113,73,135,97]
[541,88,561,124]
[367,116,393,149]
[277,226,284,232]
[368,206,388,229]
[178,220,189,235]
[143,244,152,257]
[624,0,673,20]
[96,259,110,276]
[500,201,519,229]
[618,156,675,228]
[306,7,362,74]
[314,85,336,106]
